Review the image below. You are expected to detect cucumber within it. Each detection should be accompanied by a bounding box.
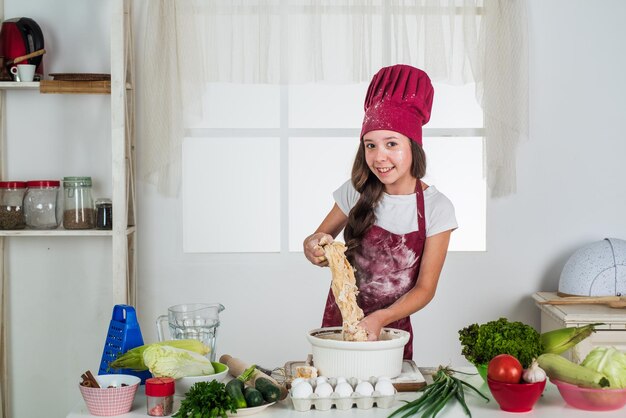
[225,379,247,408]
[537,353,610,388]
[255,377,281,403]
[244,387,265,407]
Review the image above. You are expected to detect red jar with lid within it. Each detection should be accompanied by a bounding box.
[23,180,62,229]
[145,377,175,416]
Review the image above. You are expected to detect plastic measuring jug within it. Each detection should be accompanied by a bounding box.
[156,303,225,361]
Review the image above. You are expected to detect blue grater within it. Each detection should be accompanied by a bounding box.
[99,304,152,383]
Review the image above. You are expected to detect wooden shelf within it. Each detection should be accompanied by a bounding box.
[40,80,111,94]
[0,226,135,237]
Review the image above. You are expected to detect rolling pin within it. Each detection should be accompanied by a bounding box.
[7,49,46,66]
[220,354,288,400]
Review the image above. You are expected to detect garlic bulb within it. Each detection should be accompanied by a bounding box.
[523,360,547,383]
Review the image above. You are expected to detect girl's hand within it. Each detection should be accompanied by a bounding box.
[303,232,333,267]
[358,311,386,341]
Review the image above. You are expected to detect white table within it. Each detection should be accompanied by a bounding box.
[68,368,626,417]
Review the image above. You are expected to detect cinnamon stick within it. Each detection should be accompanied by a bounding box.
[80,370,100,388]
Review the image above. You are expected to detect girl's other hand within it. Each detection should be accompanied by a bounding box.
[303,232,333,267]
[358,312,385,341]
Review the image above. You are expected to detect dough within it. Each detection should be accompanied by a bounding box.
[322,241,368,342]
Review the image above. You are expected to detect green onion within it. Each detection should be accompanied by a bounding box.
[388,366,488,418]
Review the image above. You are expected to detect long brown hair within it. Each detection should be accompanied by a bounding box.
[344,139,426,261]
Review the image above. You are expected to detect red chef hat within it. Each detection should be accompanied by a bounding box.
[360,64,434,145]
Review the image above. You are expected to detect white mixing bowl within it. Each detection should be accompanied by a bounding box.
[307,327,409,379]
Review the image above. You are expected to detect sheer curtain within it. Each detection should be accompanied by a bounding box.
[136,0,527,197]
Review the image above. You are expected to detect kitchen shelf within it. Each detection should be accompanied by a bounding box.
[0,80,132,93]
[0,81,40,89]
[0,226,136,237]
[0,0,136,304]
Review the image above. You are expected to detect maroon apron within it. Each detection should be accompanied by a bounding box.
[322,182,426,359]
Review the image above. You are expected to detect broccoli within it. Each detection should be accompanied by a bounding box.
[458,317,544,369]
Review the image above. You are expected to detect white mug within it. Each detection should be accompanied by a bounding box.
[10,64,36,82]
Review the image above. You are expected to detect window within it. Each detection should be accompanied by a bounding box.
[182,81,485,253]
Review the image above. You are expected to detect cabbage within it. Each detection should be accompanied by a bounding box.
[581,347,626,389]
[143,345,215,379]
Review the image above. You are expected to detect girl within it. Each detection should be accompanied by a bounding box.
[303,64,457,359]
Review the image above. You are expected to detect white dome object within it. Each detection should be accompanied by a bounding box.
[559,238,626,297]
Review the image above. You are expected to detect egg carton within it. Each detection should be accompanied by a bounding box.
[289,376,397,411]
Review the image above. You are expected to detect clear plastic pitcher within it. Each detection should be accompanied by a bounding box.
[156,303,225,361]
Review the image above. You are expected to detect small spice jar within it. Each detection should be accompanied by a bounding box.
[95,198,113,230]
[62,176,95,229]
[24,180,61,229]
[145,377,174,416]
[0,181,27,230]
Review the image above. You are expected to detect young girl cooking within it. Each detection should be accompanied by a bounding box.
[303,64,457,359]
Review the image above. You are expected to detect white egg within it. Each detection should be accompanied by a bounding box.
[291,381,313,398]
[335,376,347,384]
[315,376,328,385]
[355,381,374,396]
[375,380,395,396]
[333,382,353,397]
[291,378,306,388]
[314,382,333,397]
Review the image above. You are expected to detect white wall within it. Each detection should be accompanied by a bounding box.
[4,1,626,417]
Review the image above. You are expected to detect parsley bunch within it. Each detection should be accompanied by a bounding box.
[173,380,237,418]
[458,317,544,368]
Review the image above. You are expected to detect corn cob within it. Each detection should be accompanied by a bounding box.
[109,339,211,371]
[537,353,610,388]
[540,323,602,355]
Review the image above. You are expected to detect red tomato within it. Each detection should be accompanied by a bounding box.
[487,354,523,384]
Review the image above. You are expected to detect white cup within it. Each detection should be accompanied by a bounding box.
[10,64,36,82]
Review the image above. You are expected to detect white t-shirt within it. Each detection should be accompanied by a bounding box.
[333,180,458,237]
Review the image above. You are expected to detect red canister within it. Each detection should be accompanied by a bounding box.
[145,377,175,416]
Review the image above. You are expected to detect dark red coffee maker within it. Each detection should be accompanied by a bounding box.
[0,17,45,80]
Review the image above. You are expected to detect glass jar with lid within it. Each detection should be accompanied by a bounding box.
[0,181,27,230]
[95,198,112,230]
[24,180,62,229]
[63,176,95,229]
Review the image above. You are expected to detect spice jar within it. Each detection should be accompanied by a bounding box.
[146,377,174,416]
[62,176,95,229]
[24,180,61,229]
[0,181,27,230]
[95,198,112,230]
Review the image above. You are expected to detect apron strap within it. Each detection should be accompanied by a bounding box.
[415,181,426,238]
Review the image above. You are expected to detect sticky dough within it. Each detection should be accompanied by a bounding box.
[322,241,368,342]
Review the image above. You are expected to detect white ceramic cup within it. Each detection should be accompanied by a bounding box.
[10,64,36,82]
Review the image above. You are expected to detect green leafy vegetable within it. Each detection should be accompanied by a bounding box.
[581,346,626,389]
[109,339,211,371]
[458,318,543,368]
[143,345,215,378]
[173,380,237,418]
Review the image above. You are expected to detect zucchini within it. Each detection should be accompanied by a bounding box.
[225,379,247,408]
[255,377,281,403]
[244,387,265,407]
[537,353,610,388]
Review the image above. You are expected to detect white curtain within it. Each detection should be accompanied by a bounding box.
[137,0,527,197]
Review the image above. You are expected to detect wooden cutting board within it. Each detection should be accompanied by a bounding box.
[539,295,626,309]
[284,357,426,392]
